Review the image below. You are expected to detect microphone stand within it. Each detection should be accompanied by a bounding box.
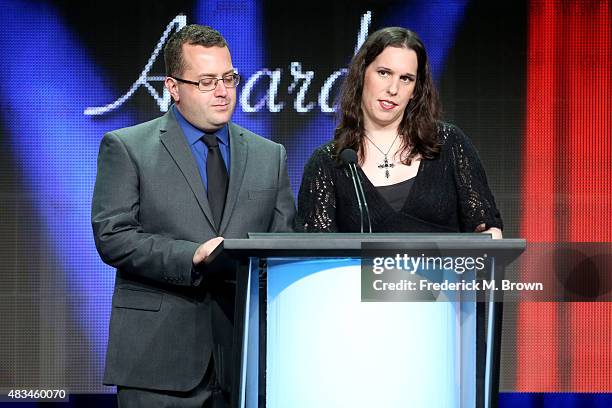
[346,163,365,233]
[352,163,372,233]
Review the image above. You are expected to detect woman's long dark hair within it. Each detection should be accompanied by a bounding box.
[334,27,441,164]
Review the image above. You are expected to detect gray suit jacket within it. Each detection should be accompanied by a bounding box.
[91,109,295,392]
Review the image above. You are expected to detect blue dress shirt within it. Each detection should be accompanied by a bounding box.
[173,105,230,192]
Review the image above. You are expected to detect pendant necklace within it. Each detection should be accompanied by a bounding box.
[364,133,400,179]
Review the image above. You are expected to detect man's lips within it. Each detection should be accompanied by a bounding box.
[212,102,230,109]
[378,100,398,110]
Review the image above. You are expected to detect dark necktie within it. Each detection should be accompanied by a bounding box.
[202,134,228,229]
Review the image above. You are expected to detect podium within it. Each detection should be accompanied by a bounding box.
[223,234,525,408]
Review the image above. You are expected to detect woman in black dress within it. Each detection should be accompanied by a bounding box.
[296,27,503,237]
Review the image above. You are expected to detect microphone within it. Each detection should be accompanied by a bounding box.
[339,149,372,233]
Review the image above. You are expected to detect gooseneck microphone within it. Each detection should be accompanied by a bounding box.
[339,148,372,233]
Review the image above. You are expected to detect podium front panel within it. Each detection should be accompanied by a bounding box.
[243,257,477,408]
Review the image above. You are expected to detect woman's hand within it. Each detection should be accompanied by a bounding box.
[475,224,503,239]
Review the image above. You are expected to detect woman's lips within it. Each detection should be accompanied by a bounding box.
[378,100,397,110]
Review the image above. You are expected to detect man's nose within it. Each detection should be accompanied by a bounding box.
[214,79,228,97]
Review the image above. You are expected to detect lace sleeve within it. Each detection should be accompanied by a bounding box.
[295,146,338,232]
[449,126,504,232]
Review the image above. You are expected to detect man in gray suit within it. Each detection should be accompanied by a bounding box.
[92,24,295,407]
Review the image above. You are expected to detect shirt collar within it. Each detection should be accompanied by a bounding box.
[173,104,229,146]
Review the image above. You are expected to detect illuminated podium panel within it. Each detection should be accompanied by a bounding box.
[266,258,471,408]
[224,234,525,408]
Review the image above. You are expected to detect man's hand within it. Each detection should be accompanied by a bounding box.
[192,236,224,266]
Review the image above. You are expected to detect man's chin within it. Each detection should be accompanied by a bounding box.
[212,111,234,126]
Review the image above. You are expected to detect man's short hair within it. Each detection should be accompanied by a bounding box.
[164,24,228,77]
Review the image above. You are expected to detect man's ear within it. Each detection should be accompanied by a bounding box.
[165,77,180,102]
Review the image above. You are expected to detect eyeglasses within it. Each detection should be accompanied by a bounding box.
[171,73,241,92]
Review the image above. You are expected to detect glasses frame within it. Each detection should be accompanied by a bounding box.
[170,73,241,92]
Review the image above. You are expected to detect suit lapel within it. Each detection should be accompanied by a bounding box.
[219,123,248,234]
[159,110,217,232]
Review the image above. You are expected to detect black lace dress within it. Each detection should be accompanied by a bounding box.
[295,123,503,233]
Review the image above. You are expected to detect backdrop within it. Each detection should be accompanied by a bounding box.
[0,0,610,405]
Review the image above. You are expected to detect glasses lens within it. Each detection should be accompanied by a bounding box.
[223,74,239,88]
[198,78,216,91]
